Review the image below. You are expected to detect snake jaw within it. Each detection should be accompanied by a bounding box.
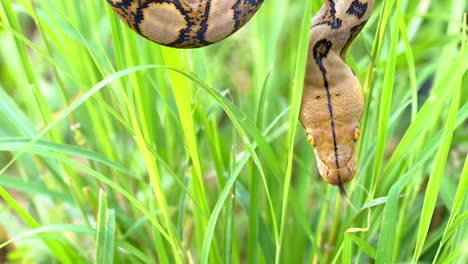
[315,153,353,198]
[318,161,356,186]
[313,140,358,187]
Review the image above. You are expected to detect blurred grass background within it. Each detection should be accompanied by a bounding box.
[0,0,467,263]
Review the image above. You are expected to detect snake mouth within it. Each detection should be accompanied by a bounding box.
[314,148,357,187]
[319,166,354,198]
[324,167,355,186]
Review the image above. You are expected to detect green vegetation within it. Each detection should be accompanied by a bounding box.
[0,0,466,263]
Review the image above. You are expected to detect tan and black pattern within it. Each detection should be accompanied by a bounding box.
[300,0,374,193]
[106,0,375,192]
[107,0,264,48]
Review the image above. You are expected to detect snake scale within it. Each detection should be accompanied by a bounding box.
[107,0,374,193]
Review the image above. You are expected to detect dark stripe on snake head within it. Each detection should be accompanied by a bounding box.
[313,39,341,169]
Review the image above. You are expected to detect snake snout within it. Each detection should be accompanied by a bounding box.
[325,167,355,186]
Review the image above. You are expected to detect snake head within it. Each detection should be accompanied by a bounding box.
[306,121,361,187]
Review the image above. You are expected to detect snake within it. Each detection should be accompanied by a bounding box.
[300,0,374,195]
[106,0,374,193]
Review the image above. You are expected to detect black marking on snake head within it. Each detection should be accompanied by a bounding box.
[346,0,368,19]
[313,38,340,174]
[313,39,333,70]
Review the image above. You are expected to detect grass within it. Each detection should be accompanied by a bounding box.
[0,0,467,263]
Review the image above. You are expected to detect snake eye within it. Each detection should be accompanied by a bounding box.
[307,134,316,147]
[354,127,361,141]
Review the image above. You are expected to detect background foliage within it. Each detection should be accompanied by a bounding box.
[0,0,467,263]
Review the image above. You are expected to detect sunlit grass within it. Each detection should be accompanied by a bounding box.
[0,0,467,263]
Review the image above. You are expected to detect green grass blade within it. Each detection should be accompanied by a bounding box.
[278,0,313,261]
[200,163,243,263]
[342,233,352,264]
[412,20,464,261]
[0,64,158,174]
[0,224,95,249]
[370,0,398,197]
[375,177,401,263]
[1,0,466,262]
[348,233,376,259]
[95,190,116,264]
[434,127,468,261]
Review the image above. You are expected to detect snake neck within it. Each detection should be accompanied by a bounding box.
[311,0,373,57]
[305,0,374,87]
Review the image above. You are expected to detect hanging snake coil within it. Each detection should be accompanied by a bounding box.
[106,0,264,48]
[107,0,374,191]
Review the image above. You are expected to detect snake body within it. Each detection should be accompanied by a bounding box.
[300,0,373,191]
[107,0,374,190]
[106,0,264,48]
